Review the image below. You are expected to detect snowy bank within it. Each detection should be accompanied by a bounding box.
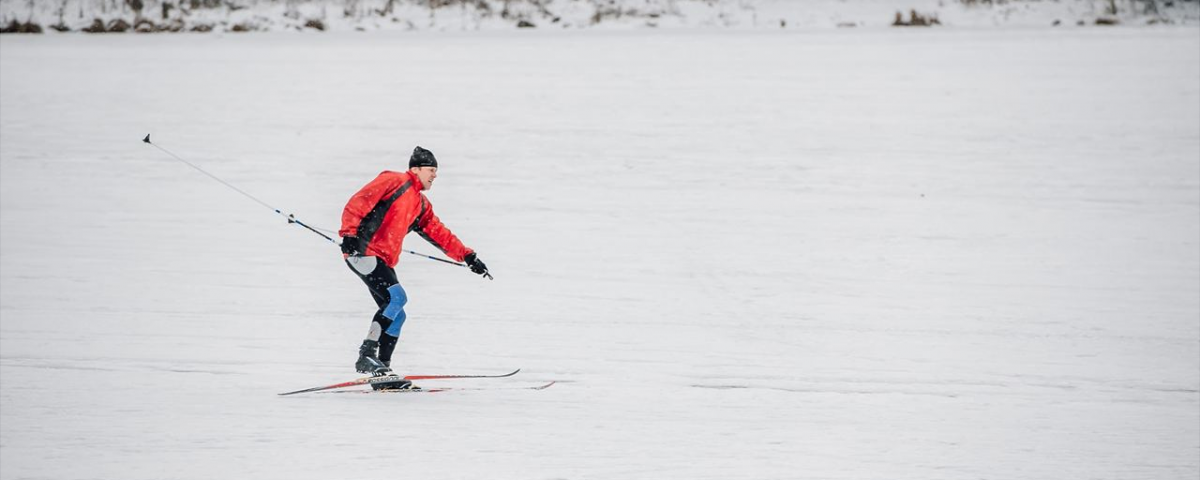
[0,0,1197,33]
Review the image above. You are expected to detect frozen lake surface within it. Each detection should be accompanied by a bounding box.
[2,28,1198,479]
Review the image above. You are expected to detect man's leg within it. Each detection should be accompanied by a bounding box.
[376,283,407,366]
[346,256,406,374]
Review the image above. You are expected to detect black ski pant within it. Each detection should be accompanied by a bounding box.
[345,256,407,364]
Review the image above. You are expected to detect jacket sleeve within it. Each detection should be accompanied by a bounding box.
[340,172,396,238]
[413,195,472,262]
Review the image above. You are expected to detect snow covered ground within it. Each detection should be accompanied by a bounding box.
[1,27,1198,479]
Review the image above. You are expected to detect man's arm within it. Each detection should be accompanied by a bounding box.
[413,198,472,262]
[414,195,489,278]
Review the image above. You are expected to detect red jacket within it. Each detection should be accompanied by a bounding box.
[339,170,472,267]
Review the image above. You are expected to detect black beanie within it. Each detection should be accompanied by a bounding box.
[409,146,438,169]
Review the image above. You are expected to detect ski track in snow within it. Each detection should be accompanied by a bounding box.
[1,28,1198,479]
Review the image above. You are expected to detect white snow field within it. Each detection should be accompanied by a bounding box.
[1,27,1198,479]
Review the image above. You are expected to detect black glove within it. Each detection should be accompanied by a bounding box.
[341,237,365,256]
[464,252,490,278]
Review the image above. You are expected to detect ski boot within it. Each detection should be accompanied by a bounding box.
[355,340,392,376]
[369,360,418,390]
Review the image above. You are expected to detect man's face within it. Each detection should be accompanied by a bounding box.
[411,166,437,190]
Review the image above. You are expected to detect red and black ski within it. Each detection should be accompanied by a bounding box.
[278,369,522,396]
[403,368,521,381]
[326,381,557,394]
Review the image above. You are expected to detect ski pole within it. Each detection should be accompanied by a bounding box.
[142,134,338,246]
[140,134,467,269]
[405,249,465,267]
[403,250,492,280]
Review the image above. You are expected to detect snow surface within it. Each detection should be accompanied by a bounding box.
[1,27,1198,479]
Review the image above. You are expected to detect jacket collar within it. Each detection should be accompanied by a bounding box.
[404,169,425,192]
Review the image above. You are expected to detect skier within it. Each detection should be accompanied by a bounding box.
[339,146,490,385]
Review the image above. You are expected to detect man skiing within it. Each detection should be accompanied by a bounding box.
[339,146,490,386]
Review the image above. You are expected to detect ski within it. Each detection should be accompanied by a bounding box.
[278,368,522,396]
[327,381,556,394]
[403,368,520,381]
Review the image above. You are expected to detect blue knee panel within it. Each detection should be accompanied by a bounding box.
[382,284,408,337]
